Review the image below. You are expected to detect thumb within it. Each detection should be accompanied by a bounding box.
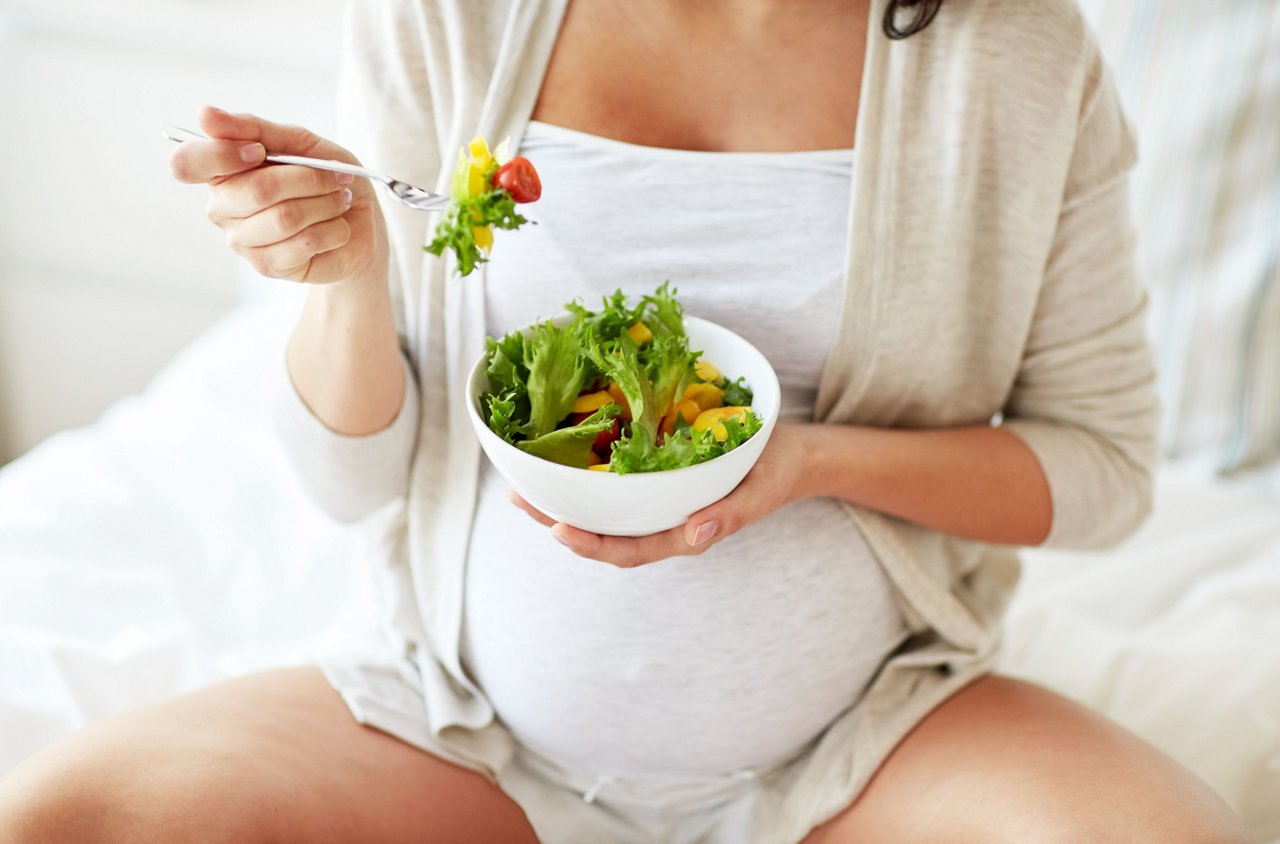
[197,105,357,165]
[682,483,749,548]
[682,459,784,548]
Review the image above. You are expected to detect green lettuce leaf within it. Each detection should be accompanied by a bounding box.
[566,289,645,347]
[517,405,619,468]
[642,280,685,338]
[721,376,754,407]
[485,389,532,443]
[424,189,529,277]
[486,331,528,392]
[645,334,697,420]
[585,333,658,445]
[609,410,764,474]
[524,320,589,438]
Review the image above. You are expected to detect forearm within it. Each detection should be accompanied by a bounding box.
[286,254,404,436]
[800,423,1052,546]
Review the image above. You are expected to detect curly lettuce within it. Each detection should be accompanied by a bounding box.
[477,281,763,472]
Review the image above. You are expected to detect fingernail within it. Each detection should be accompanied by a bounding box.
[692,520,718,546]
[340,188,352,207]
[335,172,354,185]
[240,143,264,163]
[552,531,572,548]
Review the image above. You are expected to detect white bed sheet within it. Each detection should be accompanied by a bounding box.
[0,299,1276,839]
[1002,466,1280,841]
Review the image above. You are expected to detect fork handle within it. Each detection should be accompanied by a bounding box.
[260,153,383,183]
[162,126,383,184]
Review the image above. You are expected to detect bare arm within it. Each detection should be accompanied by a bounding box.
[286,256,404,436]
[799,423,1051,546]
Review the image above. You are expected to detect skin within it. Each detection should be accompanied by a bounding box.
[0,0,1253,841]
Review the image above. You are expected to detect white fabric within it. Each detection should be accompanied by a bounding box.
[0,295,385,767]
[459,122,906,781]
[0,299,1277,839]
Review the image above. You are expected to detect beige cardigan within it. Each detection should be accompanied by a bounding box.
[320,0,1158,834]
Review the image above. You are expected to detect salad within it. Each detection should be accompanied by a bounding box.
[481,283,763,473]
[425,135,542,276]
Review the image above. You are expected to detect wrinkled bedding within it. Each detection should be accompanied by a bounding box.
[0,300,1276,839]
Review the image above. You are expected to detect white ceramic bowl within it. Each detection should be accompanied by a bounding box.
[466,315,780,536]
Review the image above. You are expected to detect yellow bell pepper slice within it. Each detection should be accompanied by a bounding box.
[659,398,701,438]
[572,390,613,414]
[587,462,612,472]
[682,382,725,412]
[692,406,752,442]
[695,360,722,384]
[626,321,653,346]
[472,224,494,254]
[468,136,494,173]
[606,382,632,421]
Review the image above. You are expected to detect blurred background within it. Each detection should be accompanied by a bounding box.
[0,0,1277,838]
[0,0,342,464]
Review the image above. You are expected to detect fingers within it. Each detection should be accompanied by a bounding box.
[505,487,728,568]
[550,522,694,568]
[197,105,350,162]
[169,138,265,184]
[507,489,557,528]
[239,217,351,282]
[208,164,354,222]
[171,103,359,186]
[682,460,783,547]
[225,189,353,250]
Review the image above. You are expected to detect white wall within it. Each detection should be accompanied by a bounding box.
[0,0,344,463]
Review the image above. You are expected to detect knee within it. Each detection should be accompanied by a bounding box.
[983,799,1254,844]
[0,759,117,843]
[949,767,1255,844]
[0,738,268,844]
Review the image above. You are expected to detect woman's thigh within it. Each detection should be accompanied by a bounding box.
[0,666,538,844]
[803,675,1252,844]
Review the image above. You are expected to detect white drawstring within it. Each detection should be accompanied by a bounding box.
[582,773,616,804]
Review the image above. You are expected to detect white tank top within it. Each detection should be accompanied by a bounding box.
[462,121,908,779]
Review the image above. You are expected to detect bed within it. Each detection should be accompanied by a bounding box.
[0,292,1276,839]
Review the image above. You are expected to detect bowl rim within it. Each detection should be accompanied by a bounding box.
[465,314,781,482]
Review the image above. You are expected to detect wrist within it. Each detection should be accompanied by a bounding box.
[788,423,834,503]
[329,246,388,294]
[295,248,395,352]
[796,424,873,504]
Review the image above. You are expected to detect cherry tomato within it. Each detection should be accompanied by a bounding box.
[593,419,621,455]
[493,157,542,203]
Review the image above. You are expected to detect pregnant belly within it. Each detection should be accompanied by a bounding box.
[461,465,909,778]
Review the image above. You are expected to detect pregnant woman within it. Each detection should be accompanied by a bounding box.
[0,0,1253,841]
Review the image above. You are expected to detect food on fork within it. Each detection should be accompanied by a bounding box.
[425,135,542,276]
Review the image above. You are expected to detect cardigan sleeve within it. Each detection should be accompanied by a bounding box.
[270,349,420,523]
[1001,41,1161,550]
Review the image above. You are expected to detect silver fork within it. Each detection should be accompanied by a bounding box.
[162,126,450,212]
